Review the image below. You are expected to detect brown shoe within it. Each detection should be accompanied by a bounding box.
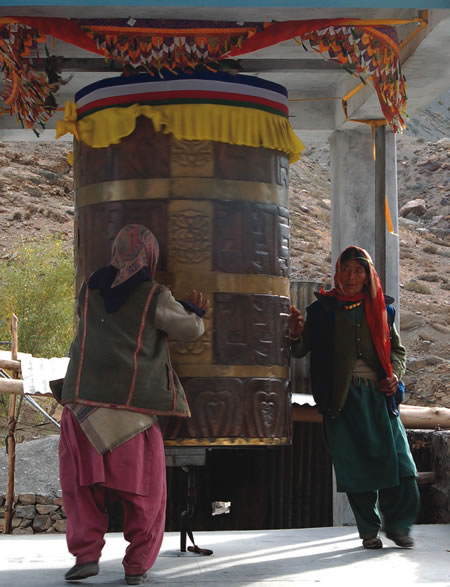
[65,561,99,581]
[362,537,383,549]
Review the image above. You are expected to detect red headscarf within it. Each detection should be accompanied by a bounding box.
[320,246,393,378]
[110,224,159,288]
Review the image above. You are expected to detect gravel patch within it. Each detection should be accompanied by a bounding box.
[0,435,61,497]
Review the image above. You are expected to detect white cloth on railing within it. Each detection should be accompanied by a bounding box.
[20,354,69,396]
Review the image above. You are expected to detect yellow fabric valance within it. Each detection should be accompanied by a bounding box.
[56,102,304,163]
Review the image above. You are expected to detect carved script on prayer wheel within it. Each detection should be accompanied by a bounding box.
[71,72,302,446]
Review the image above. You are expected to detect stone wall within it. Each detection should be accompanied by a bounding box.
[0,493,66,535]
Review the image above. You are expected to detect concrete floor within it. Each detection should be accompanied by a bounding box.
[1,525,449,586]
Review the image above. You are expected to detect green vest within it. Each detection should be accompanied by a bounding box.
[292,300,406,416]
[61,281,190,417]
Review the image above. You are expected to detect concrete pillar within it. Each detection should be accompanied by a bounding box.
[329,127,400,318]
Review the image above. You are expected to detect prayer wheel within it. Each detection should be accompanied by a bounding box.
[67,72,304,446]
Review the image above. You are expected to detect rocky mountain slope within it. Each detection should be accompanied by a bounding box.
[0,109,448,439]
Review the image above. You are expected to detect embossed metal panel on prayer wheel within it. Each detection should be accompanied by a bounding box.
[69,72,304,447]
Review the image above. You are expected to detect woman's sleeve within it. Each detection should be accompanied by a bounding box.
[390,322,406,379]
[154,289,205,341]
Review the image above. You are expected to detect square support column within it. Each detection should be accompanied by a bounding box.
[375,126,401,318]
[330,128,400,317]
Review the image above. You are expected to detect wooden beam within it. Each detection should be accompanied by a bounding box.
[291,402,450,429]
[27,57,348,74]
[0,379,25,395]
[0,378,53,397]
[400,405,450,430]
[0,358,21,371]
[417,471,435,485]
[292,405,322,423]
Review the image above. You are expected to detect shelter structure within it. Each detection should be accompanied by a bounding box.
[0,2,449,530]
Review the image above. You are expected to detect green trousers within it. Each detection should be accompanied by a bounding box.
[347,476,420,539]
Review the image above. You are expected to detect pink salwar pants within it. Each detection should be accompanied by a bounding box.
[59,409,166,576]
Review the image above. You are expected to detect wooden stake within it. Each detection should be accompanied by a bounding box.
[0,358,21,371]
[3,314,19,535]
[0,378,25,395]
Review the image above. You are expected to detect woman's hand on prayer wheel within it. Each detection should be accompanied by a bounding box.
[185,290,209,312]
[289,305,304,341]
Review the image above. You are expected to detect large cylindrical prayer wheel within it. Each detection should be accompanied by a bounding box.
[66,72,304,446]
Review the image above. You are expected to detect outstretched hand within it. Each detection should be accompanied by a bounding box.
[290,305,304,340]
[185,289,210,312]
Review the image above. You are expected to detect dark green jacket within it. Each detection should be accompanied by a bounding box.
[291,296,406,417]
[61,281,190,417]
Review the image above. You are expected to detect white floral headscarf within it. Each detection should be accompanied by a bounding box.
[110,224,159,288]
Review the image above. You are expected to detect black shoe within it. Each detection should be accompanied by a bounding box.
[386,532,414,548]
[362,537,383,549]
[125,572,148,585]
[65,561,99,581]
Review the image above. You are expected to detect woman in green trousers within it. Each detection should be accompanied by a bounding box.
[290,245,419,549]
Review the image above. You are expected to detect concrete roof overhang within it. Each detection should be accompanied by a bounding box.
[0,4,448,144]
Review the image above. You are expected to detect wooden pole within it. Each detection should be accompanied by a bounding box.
[3,314,19,534]
[0,358,21,371]
[291,402,450,429]
[0,378,52,396]
[291,405,323,424]
[399,404,450,430]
